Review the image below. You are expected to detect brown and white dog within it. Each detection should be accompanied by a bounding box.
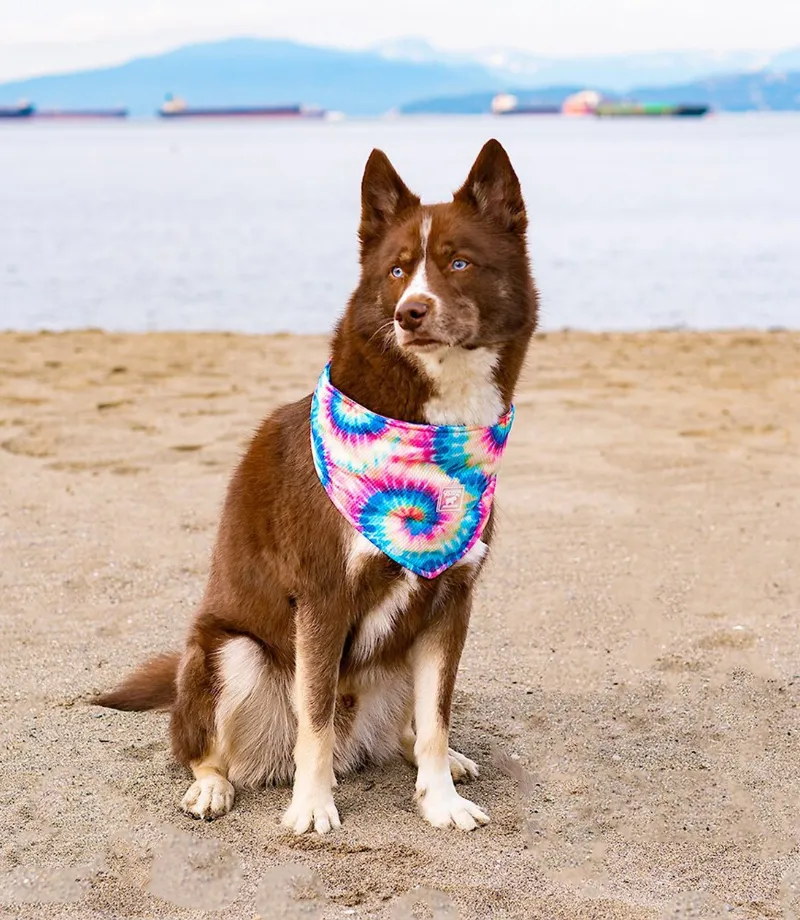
[95,139,538,834]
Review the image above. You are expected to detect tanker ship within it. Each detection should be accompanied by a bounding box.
[158,95,326,119]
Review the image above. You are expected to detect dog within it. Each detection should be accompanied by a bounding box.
[95,138,538,835]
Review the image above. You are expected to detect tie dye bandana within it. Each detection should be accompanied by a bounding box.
[310,363,514,579]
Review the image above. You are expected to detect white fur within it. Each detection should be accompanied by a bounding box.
[447,748,480,782]
[455,539,488,569]
[393,214,439,347]
[401,722,480,782]
[210,631,409,797]
[282,727,340,835]
[181,773,235,819]
[418,347,502,426]
[346,529,381,579]
[341,665,411,774]
[352,570,418,661]
[215,637,295,787]
[283,627,340,835]
[397,214,438,308]
[216,636,264,713]
[415,759,488,830]
[411,644,490,831]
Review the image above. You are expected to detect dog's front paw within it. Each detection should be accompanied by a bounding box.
[281,789,340,835]
[448,748,479,783]
[181,775,235,821]
[416,784,489,831]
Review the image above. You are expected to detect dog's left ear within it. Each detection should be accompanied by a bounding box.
[359,149,420,251]
[454,139,527,235]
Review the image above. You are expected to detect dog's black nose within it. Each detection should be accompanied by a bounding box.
[395,300,428,331]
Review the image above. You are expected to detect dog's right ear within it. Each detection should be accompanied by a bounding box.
[454,139,527,236]
[359,149,420,251]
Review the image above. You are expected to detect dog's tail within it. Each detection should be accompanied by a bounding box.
[92,651,180,711]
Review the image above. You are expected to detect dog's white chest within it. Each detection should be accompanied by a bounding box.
[416,347,503,426]
[347,531,416,660]
[345,528,486,663]
[352,570,418,661]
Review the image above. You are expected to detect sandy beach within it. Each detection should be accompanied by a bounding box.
[1,329,798,919]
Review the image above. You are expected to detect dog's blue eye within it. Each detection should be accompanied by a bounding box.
[452,259,469,271]
[391,266,405,278]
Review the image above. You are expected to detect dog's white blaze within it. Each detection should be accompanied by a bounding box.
[418,346,503,426]
[398,213,438,308]
[352,570,417,661]
[420,212,432,248]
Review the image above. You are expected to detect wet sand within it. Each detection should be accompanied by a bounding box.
[1,330,798,919]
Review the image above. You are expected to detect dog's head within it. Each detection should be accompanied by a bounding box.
[351,139,536,355]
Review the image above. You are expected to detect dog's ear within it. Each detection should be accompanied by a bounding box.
[359,149,420,251]
[454,139,526,236]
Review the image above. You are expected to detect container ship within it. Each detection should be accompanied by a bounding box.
[492,94,561,116]
[594,102,710,117]
[158,96,326,119]
[493,90,710,118]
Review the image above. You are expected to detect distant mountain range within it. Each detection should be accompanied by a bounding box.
[0,38,496,117]
[1,37,799,117]
[374,38,800,92]
[403,71,800,114]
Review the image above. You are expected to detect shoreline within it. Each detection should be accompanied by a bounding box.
[3,325,797,336]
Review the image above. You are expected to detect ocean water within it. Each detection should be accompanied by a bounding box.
[1,114,798,333]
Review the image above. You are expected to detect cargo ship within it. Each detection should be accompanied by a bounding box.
[594,102,710,117]
[493,90,710,118]
[562,90,604,115]
[33,107,129,119]
[491,94,560,115]
[0,101,35,118]
[157,95,325,119]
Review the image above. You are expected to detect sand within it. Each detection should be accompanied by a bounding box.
[1,329,798,920]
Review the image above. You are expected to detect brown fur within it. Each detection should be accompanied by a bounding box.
[93,652,179,711]
[95,140,538,826]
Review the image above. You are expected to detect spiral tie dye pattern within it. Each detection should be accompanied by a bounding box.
[310,364,514,579]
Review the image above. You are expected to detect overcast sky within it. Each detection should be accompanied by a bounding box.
[1,0,799,82]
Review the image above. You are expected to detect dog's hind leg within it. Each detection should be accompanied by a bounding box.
[171,637,235,820]
[400,711,479,783]
[214,635,296,789]
[181,752,235,821]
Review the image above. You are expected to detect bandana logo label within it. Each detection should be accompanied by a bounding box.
[437,484,465,513]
